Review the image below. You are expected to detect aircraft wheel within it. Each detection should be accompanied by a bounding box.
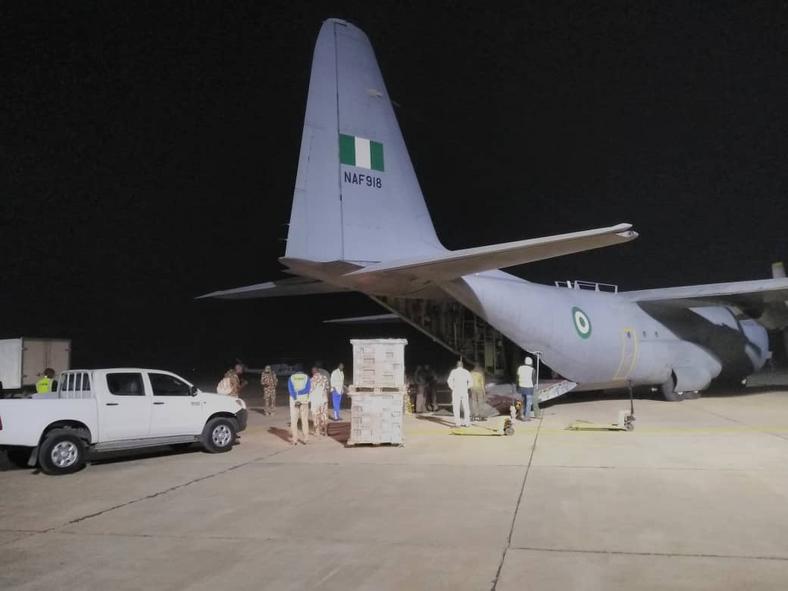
[661,377,682,402]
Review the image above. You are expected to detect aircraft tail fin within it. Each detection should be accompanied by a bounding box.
[285,18,444,265]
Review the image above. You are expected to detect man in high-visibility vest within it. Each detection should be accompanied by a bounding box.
[36,368,55,393]
[288,370,311,445]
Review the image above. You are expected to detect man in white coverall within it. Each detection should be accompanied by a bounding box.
[447,360,472,428]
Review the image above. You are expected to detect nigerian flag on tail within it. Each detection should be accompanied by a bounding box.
[339,134,384,171]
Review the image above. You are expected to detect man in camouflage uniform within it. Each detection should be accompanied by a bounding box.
[288,370,310,445]
[469,364,487,420]
[218,367,242,397]
[424,364,438,411]
[235,362,247,383]
[260,365,278,415]
[309,366,329,437]
[414,365,427,413]
[227,363,247,398]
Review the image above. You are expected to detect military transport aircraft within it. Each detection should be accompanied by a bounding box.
[200,18,788,401]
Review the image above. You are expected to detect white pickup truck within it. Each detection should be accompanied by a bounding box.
[0,368,247,475]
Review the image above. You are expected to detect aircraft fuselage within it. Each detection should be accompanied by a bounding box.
[441,271,769,393]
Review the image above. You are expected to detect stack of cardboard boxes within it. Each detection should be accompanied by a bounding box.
[347,339,407,446]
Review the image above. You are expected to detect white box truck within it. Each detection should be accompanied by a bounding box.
[0,338,71,394]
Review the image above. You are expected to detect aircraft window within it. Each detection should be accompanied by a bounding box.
[642,330,647,338]
[654,331,659,338]
[149,373,191,396]
[106,373,145,396]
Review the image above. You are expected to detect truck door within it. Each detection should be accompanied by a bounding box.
[101,372,152,441]
[146,372,206,436]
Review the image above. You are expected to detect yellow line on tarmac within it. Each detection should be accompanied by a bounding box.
[535,425,788,435]
[402,426,788,437]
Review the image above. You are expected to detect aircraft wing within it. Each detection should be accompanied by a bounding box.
[623,277,788,330]
[196,277,349,300]
[344,223,637,282]
[323,313,401,324]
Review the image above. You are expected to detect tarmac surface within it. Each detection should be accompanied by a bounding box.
[2,388,788,590]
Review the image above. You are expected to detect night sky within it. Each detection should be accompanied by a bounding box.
[3,2,787,380]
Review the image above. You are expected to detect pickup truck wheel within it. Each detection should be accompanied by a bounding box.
[202,418,237,453]
[38,430,86,475]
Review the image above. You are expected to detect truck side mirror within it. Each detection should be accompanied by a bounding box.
[190,385,199,396]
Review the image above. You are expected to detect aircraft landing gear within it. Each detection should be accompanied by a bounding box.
[661,375,701,401]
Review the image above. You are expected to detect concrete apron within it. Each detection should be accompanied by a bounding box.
[1,390,788,590]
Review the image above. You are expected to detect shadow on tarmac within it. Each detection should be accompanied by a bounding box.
[700,385,786,398]
[89,444,203,466]
[414,414,456,428]
[267,421,351,444]
[1,446,201,472]
[267,426,291,443]
[0,452,20,472]
[327,420,350,444]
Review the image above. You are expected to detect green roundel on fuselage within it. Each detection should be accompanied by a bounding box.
[572,306,592,339]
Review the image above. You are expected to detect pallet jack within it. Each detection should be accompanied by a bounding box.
[450,389,521,437]
[449,415,515,436]
[567,381,636,432]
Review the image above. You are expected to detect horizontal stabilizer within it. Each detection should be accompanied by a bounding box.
[197,277,349,300]
[624,277,788,330]
[323,313,402,324]
[624,277,788,305]
[346,224,637,281]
